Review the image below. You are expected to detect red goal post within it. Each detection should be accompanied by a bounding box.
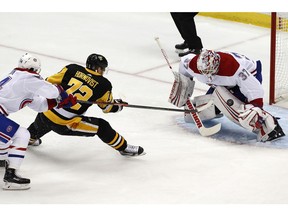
[270,12,288,104]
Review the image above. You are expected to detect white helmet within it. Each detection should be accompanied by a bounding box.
[18,53,41,73]
[197,49,220,78]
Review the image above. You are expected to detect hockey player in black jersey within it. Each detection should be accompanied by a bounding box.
[27,53,145,157]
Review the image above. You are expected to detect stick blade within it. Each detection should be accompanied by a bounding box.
[186,100,221,136]
[198,122,221,136]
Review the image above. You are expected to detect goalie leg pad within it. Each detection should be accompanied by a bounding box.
[184,95,222,123]
[212,86,285,142]
[212,86,263,132]
[239,108,285,142]
[238,105,263,132]
[211,86,244,126]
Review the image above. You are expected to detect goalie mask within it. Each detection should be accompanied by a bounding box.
[197,50,220,79]
[18,53,41,73]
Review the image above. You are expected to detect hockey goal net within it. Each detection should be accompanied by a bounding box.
[270,12,288,104]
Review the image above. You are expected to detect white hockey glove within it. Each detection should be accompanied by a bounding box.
[238,104,264,132]
[168,71,195,107]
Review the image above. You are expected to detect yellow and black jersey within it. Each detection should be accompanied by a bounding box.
[44,64,119,118]
[28,63,129,152]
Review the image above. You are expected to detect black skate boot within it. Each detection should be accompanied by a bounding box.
[178,48,202,57]
[266,119,285,142]
[3,166,31,190]
[175,42,189,50]
[28,138,42,146]
[119,144,146,157]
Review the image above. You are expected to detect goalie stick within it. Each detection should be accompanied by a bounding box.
[76,100,213,113]
[154,37,221,136]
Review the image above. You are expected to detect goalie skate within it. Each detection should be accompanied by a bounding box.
[258,117,285,142]
[266,125,285,142]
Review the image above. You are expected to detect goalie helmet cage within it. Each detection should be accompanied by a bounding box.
[269,12,288,105]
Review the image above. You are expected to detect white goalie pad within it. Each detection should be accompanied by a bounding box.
[238,104,263,132]
[238,105,283,142]
[185,99,221,136]
[211,86,244,126]
[212,86,272,131]
[211,86,283,142]
[184,94,222,123]
[168,71,195,107]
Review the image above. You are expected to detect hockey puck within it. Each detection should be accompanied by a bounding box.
[227,99,234,106]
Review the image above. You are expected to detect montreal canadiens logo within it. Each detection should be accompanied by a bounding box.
[6,125,12,132]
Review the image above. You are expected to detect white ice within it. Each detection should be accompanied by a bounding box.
[0,12,288,215]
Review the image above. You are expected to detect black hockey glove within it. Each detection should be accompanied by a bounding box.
[114,99,128,112]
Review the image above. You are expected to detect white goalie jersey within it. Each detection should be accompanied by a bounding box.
[0,68,60,115]
[179,52,264,107]
[177,51,285,142]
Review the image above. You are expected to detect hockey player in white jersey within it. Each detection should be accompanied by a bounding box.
[0,53,77,190]
[170,49,285,142]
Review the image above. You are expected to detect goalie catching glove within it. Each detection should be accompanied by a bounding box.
[47,85,77,109]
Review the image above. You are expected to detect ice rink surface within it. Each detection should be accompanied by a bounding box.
[0,12,288,215]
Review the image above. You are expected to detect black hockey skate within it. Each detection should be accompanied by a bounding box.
[3,167,31,190]
[266,120,285,142]
[175,42,189,50]
[119,144,146,157]
[28,138,42,146]
[178,48,202,57]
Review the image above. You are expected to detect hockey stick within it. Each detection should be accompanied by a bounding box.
[77,100,212,113]
[154,37,221,136]
[154,37,174,72]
